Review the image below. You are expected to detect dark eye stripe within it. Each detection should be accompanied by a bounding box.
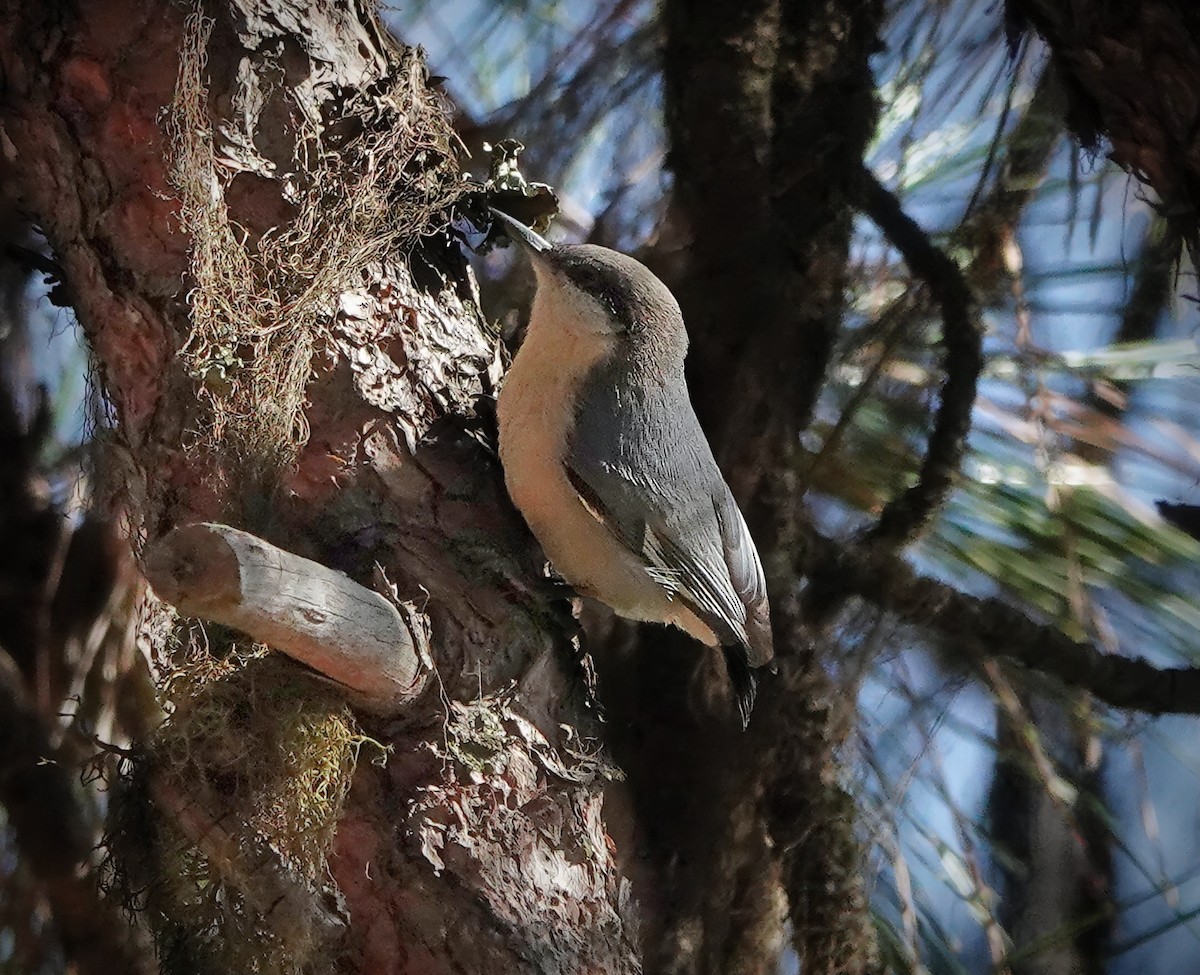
[559,260,636,331]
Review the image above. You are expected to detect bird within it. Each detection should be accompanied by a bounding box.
[489,208,774,727]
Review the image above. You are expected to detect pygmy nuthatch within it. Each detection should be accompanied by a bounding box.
[489,209,775,727]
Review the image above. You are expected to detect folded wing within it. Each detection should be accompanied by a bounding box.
[566,363,774,670]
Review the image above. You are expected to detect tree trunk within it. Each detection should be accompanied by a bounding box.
[643,2,884,972]
[0,2,637,971]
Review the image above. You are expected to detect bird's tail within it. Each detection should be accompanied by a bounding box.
[723,648,758,730]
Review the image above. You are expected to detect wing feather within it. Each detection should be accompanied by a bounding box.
[566,362,774,668]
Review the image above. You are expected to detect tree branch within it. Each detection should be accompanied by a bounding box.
[662,4,885,973]
[806,533,1200,715]
[143,524,428,712]
[859,167,984,549]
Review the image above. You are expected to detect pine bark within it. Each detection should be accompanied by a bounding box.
[0,2,636,971]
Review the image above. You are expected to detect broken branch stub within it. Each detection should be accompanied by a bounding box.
[143,523,427,711]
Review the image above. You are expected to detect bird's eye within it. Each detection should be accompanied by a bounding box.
[599,294,632,332]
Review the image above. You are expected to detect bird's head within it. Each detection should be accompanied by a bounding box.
[490,208,686,356]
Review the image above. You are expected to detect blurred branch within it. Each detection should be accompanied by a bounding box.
[959,46,1030,227]
[661,2,883,972]
[1158,502,1200,542]
[487,15,656,164]
[1077,216,1178,462]
[0,649,154,975]
[806,533,1200,715]
[663,0,781,457]
[0,650,90,878]
[987,686,1115,971]
[860,167,984,549]
[665,0,879,490]
[959,63,1065,298]
[763,646,871,975]
[0,240,154,973]
[1117,217,1180,345]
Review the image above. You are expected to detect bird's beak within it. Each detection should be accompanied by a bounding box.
[489,208,554,259]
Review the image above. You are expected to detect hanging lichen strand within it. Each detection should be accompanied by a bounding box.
[166,5,464,498]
